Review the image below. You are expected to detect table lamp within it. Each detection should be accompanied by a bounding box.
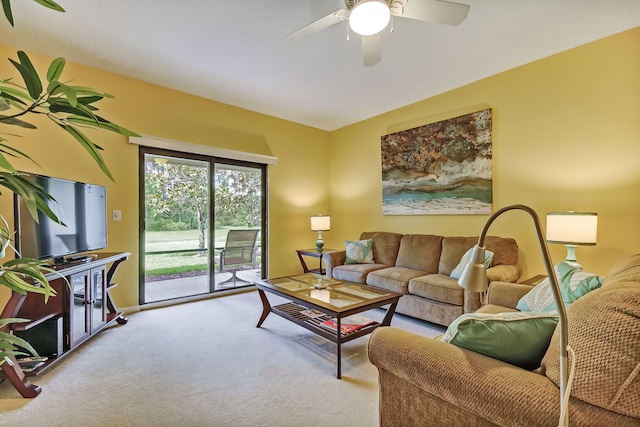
[546,211,597,268]
[457,204,569,427]
[310,215,330,253]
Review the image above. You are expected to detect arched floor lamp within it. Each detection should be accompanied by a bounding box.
[457,204,569,426]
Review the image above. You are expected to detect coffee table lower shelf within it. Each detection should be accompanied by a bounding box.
[272,302,381,342]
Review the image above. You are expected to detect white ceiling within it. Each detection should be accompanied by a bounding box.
[2,0,639,131]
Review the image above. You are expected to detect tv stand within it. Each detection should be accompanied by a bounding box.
[0,252,130,398]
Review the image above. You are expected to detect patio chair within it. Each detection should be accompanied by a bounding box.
[218,229,259,285]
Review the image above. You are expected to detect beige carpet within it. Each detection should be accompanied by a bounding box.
[0,289,444,426]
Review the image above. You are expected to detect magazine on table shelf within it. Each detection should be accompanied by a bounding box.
[300,308,325,319]
[320,314,376,334]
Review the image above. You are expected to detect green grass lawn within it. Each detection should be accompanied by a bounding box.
[144,228,259,277]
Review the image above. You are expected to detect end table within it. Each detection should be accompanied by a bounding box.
[296,249,336,275]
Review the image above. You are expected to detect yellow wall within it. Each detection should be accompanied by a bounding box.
[328,27,640,278]
[0,43,331,309]
[1,27,638,310]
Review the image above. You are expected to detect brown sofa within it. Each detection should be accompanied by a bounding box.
[323,231,521,326]
[368,254,640,426]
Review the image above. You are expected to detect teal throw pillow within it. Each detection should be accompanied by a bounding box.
[345,239,374,264]
[516,262,604,313]
[450,247,494,280]
[441,311,559,370]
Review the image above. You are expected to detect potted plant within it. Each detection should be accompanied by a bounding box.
[0,0,137,364]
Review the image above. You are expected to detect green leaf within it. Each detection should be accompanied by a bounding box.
[0,82,33,102]
[5,266,53,291]
[0,114,37,129]
[68,85,114,98]
[46,79,62,95]
[0,331,39,358]
[59,124,114,181]
[0,142,39,162]
[8,59,40,100]
[0,152,18,173]
[46,57,65,82]
[0,318,29,327]
[0,173,61,223]
[47,81,77,107]
[13,51,43,99]
[0,91,28,106]
[33,0,65,12]
[66,114,140,137]
[1,271,49,298]
[0,279,27,294]
[0,97,9,111]
[0,173,46,198]
[49,99,96,120]
[1,0,14,27]
[77,95,104,105]
[60,84,77,107]
[100,119,139,137]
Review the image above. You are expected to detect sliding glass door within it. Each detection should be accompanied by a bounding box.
[139,148,266,304]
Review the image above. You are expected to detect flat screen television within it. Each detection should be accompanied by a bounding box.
[14,173,108,264]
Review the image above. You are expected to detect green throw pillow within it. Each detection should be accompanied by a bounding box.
[450,247,494,280]
[441,311,559,370]
[345,239,374,264]
[516,262,604,313]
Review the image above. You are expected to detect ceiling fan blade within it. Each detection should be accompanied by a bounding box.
[286,9,349,41]
[362,33,381,67]
[399,0,469,26]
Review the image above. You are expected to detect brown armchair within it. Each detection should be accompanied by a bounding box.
[368,254,640,426]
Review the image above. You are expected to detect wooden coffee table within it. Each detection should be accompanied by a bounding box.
[254,273,402,378]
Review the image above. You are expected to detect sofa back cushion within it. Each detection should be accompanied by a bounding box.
[359,231,403,266]
[439,236,519,276]
[395,234,443,273]
[540,254,640,418]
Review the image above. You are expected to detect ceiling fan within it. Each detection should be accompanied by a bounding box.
[286,0,470,67]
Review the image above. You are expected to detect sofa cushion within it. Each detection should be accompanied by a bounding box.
[408,274,464,306]
[516,262,604,313]
[395,234,442,273]
[332,263,388,284]
[450,248,494,280]
[360,231,403,266]
[439,236,478,276]
[440,236,519,275]
[366,267,426,294]
[484,236,519,266]
[541,254,640,418]
[345,239,374,264]
[442,311,559,370]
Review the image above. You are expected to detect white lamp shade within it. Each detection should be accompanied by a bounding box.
[349,0,391,36]
[546,212,598,246]
[310,215,331,231]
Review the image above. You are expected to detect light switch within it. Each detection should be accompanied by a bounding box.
[112,209,122,221]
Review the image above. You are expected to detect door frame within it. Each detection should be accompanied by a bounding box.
[138,146,267,305]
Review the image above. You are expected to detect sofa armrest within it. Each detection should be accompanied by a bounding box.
[486,264,522,283]
[322,250,346,277]
[486,281,534,309]
[368,327,560,426]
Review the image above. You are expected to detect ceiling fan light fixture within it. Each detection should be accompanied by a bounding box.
[349,0,391,36]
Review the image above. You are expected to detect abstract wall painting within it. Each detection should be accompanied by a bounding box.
[381,108,493,215]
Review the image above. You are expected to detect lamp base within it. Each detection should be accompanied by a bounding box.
[315,231,324,253]
[564,245,582,269]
